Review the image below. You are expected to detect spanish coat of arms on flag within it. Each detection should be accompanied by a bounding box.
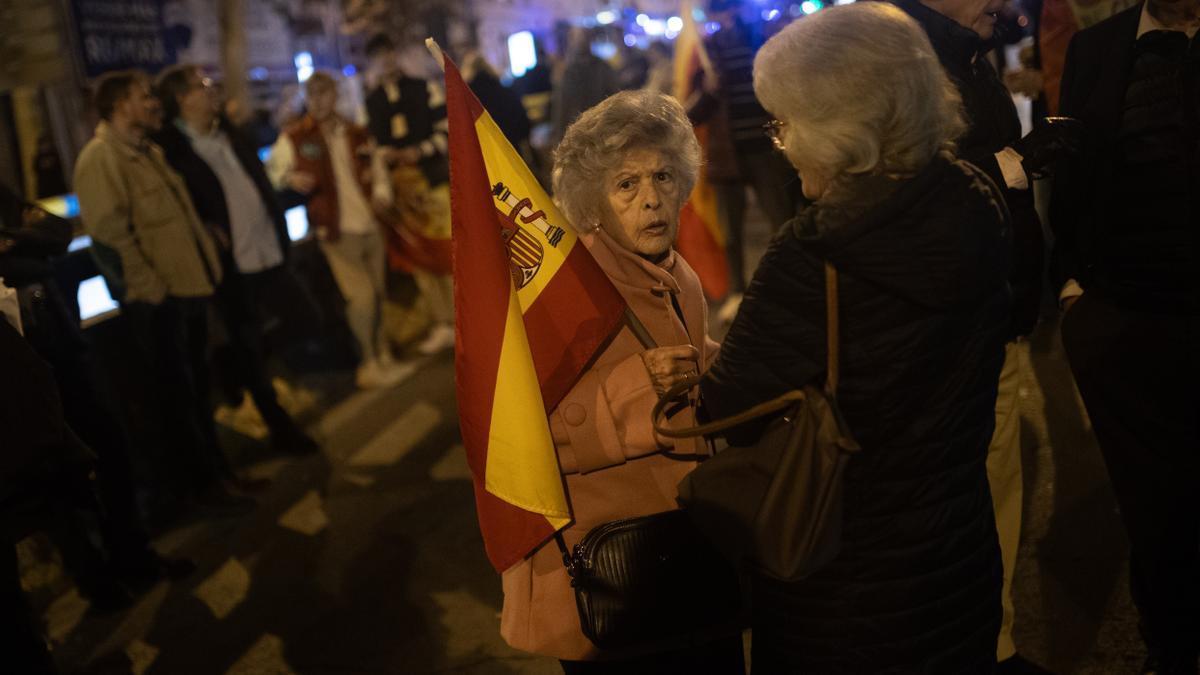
[442,50,627,573]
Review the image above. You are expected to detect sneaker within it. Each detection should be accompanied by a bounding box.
[416,323,455,355]
[355,359,411,389]
[716,293,743,325]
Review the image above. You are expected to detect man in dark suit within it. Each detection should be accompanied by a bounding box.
[153,64,318,459]
[1052,2,1200,672]
[894,0,1079,670]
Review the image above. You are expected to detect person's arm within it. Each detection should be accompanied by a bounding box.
[371,145,394,209]
[418,81,449,160]
[74,147,167,305]
[365,89,393,147]
[265,134,316,209]
[1049,35,1087,307]
[700,237,825,446]
[4,210,72,259]
[551,341,702,474]
[264,134,297,188]
[685,65,721,125]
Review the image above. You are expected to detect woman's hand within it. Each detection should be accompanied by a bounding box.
[641,345,701,396]
[287,171,317,195]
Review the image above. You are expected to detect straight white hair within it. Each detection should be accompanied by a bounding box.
[753,2,965,179]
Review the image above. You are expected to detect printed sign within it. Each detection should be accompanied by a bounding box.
[71,0,176,77]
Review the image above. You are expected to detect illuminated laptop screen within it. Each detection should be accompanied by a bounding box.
[77,275,119,322]
[285,206,309,241]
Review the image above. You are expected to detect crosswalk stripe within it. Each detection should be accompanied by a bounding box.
[194,558,251,620]
[430,444,470,481]
[315,361,422,438]
[277,491,330,536]
[125,639,160,675]
[347,401,442,467]
[225,634,296,675]
[43,588,89,645]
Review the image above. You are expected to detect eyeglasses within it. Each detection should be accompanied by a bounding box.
[763,120,787,151]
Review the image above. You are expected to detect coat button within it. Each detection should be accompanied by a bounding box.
[563,403,587,426]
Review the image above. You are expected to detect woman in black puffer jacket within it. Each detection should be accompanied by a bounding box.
[700,4,1011,673]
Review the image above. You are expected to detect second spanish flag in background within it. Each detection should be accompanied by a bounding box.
[443,49,627,573]
[672,0,731,301]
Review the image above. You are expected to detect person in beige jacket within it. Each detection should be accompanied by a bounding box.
[73,70,253,517]
[499,91,743,674]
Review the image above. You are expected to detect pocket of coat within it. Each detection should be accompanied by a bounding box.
[130,185,177,229]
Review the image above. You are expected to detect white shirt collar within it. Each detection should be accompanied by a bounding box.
[1137,2,1199,39]
[176,117,222,141]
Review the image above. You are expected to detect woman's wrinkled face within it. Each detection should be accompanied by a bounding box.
[601,148,681,262]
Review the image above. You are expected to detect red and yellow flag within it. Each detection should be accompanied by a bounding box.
[445,53,627,573]
[673,1,730,301]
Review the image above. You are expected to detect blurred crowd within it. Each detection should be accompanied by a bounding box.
[5,0,1194,672]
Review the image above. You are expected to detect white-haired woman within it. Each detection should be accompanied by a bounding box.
[499,90,742,674]
[700,4,1011,673]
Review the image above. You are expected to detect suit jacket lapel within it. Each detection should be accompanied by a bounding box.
[1091,4,1144,140]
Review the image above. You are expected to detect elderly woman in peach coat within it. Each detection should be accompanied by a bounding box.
[498,90,743,674]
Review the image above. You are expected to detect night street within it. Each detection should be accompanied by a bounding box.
[13,213,1142,675]
[4,0,1190,671]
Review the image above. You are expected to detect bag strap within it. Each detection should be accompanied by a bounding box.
[652,261,840,439]
[823,261,839,396]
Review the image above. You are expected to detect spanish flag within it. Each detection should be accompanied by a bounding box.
[444,52,627,572]
[673,1,730,300]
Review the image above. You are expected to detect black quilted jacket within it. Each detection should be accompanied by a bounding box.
[701,155,1010,674]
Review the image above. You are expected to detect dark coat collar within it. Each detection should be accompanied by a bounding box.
[893,0,985,66]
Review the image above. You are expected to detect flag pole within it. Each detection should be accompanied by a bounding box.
[425,38,446,71]
[624,308,658,349]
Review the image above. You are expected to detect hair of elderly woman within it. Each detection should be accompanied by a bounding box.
[552,90,701,231]
[753,2,965,179]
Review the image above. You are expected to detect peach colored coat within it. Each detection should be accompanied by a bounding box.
[499,228,720,660]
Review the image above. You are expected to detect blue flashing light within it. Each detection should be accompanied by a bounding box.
[763,8,781,20]
[249,67,268,81]
[596,9,617,24]
[342,64,357,77]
